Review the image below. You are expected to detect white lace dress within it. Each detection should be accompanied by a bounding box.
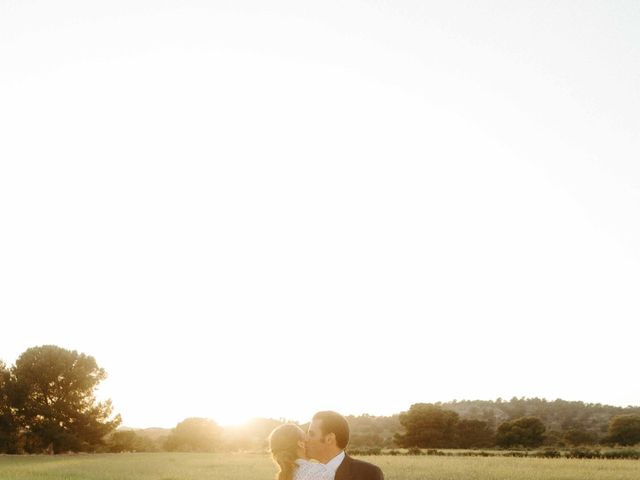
[293,459,335,480]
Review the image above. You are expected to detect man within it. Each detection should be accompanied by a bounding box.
[306,411,384,480]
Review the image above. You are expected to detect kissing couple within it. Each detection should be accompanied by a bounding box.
[269,410,384,480]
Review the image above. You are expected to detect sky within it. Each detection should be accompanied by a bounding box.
[1,0,639,428]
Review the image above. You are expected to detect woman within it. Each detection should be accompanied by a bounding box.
[268,424,334,480]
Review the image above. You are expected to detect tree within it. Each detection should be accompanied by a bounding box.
[12,345,121,453]
[106,430,140,452]
[106,429,158,452]
[165,418,221,452]
[606,414,640,446]
[496,416,545,448]
[0,361,19,453]
[395,404,459,448]
[455,419,494,448]
[563,428,597,446]
[346,414,400,448]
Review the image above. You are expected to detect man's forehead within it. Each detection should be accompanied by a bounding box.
[309,419,323,431]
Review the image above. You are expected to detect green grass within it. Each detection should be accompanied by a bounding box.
[0,453,638,480]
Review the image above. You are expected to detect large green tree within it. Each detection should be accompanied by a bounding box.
[395,404,459,448]
[496,416,545,448]
[606,414,640,446]
[455,419,494,448]
[165,418,221,452]
[12,345,121,453]
[0,361,19,453]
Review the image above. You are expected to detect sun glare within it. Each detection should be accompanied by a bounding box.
[2,0,639,433]
[213,412,253,428]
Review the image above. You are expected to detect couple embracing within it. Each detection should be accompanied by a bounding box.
[269,411,384,480]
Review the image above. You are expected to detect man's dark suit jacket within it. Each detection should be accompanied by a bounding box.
[334,454,384,480]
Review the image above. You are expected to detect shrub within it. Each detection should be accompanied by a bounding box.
[566,447,601,459]
[601,449,640,459]
[502,451,528,457]
[348,447,382,456]
[425,449,445,456]
[534,448,561,458]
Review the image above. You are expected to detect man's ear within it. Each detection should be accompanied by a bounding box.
[326,432,336,445]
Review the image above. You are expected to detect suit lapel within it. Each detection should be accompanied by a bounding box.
[334,454,352,480]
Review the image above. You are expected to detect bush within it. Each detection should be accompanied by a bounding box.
[502,451,528,457]
[601,449,640,459]
[347,447,381,456]
[406,447,424,455]
[566,447,601,459]
[425,449,446,456]
[534,448,561,458]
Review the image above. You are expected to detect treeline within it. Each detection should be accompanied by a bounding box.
[323,400,640,450]
[392,403,640,449]
[441,397,640,443]
[108,402,640,453]
[108,415,401,453]
[2,345,639,454]
[107,417,286,453]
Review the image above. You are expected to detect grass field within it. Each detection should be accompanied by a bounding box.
[0,453,638,480]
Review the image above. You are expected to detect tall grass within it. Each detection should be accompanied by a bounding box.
[0,453,638,480]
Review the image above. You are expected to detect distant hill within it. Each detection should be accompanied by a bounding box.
[437,398,640,437]
[118,427,171,441]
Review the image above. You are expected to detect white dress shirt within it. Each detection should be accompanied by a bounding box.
[294,459,335,480]
[324,451,346,474]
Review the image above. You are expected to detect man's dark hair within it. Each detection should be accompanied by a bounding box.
[313,411,350,449]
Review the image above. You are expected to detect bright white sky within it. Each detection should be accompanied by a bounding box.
[1,0,639,428]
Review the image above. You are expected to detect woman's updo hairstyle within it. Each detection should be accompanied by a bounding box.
[268,423,305,480]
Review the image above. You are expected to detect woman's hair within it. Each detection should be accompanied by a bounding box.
[268,424,305,480]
